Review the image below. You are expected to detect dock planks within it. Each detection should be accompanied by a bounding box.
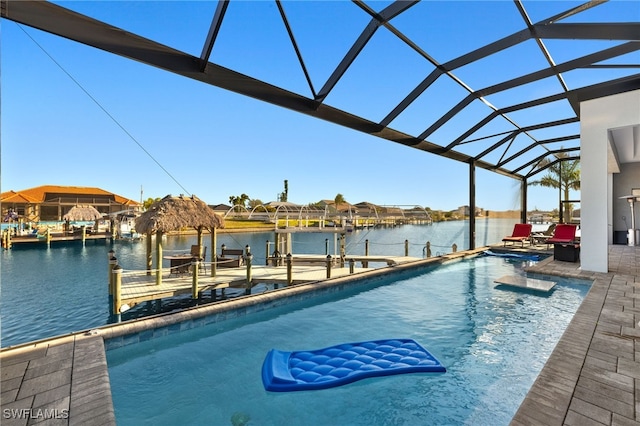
[118,256,422,311]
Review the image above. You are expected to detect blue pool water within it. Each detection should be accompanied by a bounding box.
[106,255,590,426]
[1,220,521,348]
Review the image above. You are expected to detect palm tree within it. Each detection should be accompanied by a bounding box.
[229,194,249,212]
[529,151,580,222]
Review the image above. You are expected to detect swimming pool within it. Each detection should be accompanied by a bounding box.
[106,255,591,425]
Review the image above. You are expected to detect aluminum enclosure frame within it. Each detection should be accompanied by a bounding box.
[2,0,639,249]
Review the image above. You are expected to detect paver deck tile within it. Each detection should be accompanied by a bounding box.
[568,397,613,424]
[565,409,610,426]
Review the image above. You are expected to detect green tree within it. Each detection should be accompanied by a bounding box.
[334,193,345,206]
[529,151,580,222]
[142,197,161,211]
[248,198,263,209]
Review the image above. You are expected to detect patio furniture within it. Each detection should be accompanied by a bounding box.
[217,247,245,268]
[190,245,207,274]
[546,224,579,261]
[164,254,194,277]
[546,224,578,247]
[502,223,532,247]
[531,223,556,246]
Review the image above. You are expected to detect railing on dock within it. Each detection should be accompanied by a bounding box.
[108,237,459,318]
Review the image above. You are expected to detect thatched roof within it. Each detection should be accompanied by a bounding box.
[63,205,103,221]
[135,194,224,234]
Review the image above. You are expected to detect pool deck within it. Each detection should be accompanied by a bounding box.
[511,244,640,426]
[1,244,638,425]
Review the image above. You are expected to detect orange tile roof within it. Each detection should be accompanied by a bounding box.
[0,185,139,205]
[0,190,40,204]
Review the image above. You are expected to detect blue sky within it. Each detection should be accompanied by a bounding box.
[2,1,630,212]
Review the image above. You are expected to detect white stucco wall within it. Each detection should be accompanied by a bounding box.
[581,90,640,272]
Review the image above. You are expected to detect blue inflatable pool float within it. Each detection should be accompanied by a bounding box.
[484,250,540,261]
[261,338,445,392]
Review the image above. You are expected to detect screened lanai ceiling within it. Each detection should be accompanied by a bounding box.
[2,0,639,181]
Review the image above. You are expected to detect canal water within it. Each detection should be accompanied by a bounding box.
[0,219,519,348]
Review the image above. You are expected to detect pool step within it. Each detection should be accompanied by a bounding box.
[494,275,556,292]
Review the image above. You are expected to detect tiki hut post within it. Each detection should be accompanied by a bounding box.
[146,232,152,275]
[210,227,217,277]
[156,231,163,286]
[196,226,204,257]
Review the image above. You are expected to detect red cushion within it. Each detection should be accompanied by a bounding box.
[547,224,577,243]
[509,223,532,238]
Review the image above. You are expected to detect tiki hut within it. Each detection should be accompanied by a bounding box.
[63,205,103,221]
[135,195,225,284]
[63,205,103,234]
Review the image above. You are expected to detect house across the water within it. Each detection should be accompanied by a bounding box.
[0,185,140,223]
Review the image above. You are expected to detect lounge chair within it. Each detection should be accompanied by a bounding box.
[531,223,556,246]
[502,223,532,247]
[546,224,578,248]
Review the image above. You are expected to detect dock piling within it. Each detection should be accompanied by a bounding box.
[286,253,292,286]
[112,265,122,316]
[155,231,163,286]
[265,240,270,265]
[364,240,369,268]
[245,252,253,295]
[211,228,217,277]
[405,240,409,256]
[191,260,199,299]
[326,255,332,279]
[3,229,11,249]
[108,255,117,295]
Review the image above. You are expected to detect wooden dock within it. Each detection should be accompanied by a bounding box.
[113,255,423,314]
[2,231,115,248]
